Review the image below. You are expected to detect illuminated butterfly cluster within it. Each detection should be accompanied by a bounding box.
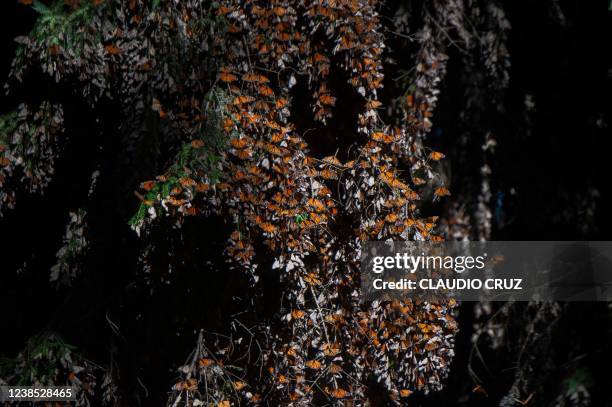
[127,1,460,405]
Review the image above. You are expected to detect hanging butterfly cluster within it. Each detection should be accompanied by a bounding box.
[50,208,89,286]
[4,0,511,405]
[126,1,458,405]
[0,102,64,216]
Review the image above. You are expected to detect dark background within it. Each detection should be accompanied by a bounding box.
[1,1,611,405]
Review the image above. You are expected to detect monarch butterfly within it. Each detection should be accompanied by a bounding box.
[258,85,274,97]
[370,76,384,89]
[259,222,277,234]
[291,309,305,319]
[251,5,265,15]
[219,71,238,82]
[322,343,340,356]
[406,94,415,107]
[222,117,235,132]
[270,132,285,143]
[429,151,445,160]
[233,95,255,104]
[254,100,271,112]
[244,112,262,125]
[136,61,151,71]
[276,32,292,42]
[328,364,342,374]
[309,212,327,224]
[363,57,377,67]
[321,155,343,166]
[173,378,197,391]
[272,163,288,174]
[191,139,205,149]
[303,272,322,285]
[318,93,336,106]
[264,119,281,130]
[404,189,420,200]
[412,176,426,186]
[167,196,186,206]
[179,177,196,187]
[384,197,407,207]
[434,187,451,197]
[339,36,356,50]
[366,99,382,109]
[329,388,348,398]
[217,5,232,14]
[233,381,247,391]
[389,225,406,235]
[276,98,289,108]
[183,206,198,216]
[314,107,331,121]
[307,198,326,212]
[234,149,252,159]
[140,180,156,191]
[319,168,338,180]
[305,360,322,370]
[104,44,121,55]
[314,53,329,63]
[151,98,167,118]
[227,24,241,33]
[263,143,284,156]
[272,6,288,16]
[400,389,413,397]
[371,132,395,143]
[359,160,371,169]
[242,72,269,83]
[233,170,247,181]
[380,171,409,191]
[195,183,209,193]
[47,44,61,55]
[230,137,250,149]
[385,212,398,223]
[419,217,438,230]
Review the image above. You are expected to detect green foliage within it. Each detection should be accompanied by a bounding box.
[28,0,98,52]
[295,212,309,226]
[0,332,112,404]
[0,333,76,386]
[128,89,231,229]
[563,368,592,394]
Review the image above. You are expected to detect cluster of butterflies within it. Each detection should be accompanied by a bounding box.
[3,0,517,403]
[0,102,64,217]
[125,0,458,405]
